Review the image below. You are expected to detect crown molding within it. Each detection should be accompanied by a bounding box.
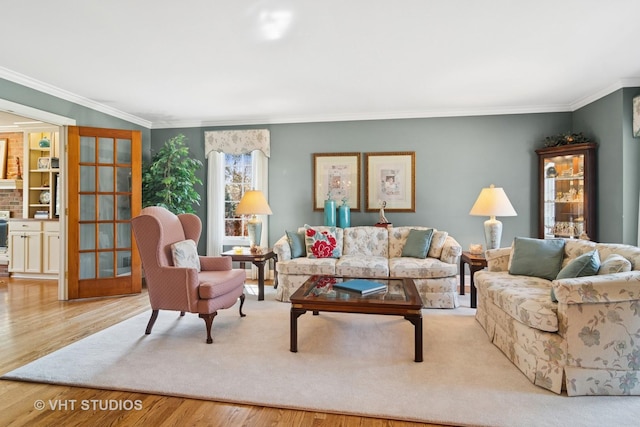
[570,78,640,111]
[151,104,574,129]
[0,67,152,128]
[3,65,640,130]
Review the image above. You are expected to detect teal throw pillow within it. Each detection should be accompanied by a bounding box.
[552,250,601,302]
[556,250,600,280]
[286,230,306,258]
[508,237,565,280]
[402,228,434,259]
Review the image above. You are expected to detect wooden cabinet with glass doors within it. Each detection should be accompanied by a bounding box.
[536,143,597,240]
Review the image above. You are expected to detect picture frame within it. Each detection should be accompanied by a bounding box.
[365,151,416,212]
[633,95,640,138]
[0,139,7,179]
[313,152,361,211]
[37,157,50,170]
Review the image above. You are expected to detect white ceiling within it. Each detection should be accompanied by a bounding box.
[1,1,640,129]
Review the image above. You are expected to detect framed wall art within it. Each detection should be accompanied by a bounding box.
[365,151,415,212]
[313,152,361,211]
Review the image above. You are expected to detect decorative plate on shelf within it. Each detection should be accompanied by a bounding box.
[39,190,51,204]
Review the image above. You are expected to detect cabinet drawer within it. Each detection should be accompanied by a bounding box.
[43,221,60,232]
[9,221,42,232]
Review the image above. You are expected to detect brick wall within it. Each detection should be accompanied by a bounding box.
[0,189,23,217]
[0,132,24,217]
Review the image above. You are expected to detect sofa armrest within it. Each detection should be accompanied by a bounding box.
[485,247,512,272]
[552,271,640,304]
[273,234,292,261]
[199,256,232,271]
[440,235,462,264]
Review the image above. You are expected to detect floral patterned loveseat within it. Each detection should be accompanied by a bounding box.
[273,225,462,308]
[475,238,640,396]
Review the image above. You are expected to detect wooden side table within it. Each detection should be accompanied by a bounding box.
[459,251,487,309]
[221,248,278,301]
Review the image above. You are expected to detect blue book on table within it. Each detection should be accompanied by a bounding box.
[334,279,387,295]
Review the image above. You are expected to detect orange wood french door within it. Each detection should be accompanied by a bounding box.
[67,126,142,299]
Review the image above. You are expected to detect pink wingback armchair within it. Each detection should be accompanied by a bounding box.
[131,206,246,343]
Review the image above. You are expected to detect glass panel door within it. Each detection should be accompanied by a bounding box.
[542,154,585,238]
[67,126,141,299]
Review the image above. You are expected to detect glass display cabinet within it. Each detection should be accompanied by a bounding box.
[535,142,597,240]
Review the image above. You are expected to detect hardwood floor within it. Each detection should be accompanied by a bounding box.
[0,277,442,427]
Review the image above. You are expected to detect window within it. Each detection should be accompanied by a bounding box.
[204,129,269,256]
[224,153,252,243]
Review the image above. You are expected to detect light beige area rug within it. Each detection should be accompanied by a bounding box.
[2,287,639,427]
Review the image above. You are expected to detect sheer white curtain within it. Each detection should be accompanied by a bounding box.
[206,151,225,256]
[204,130,270,257]
[253,150,269,247]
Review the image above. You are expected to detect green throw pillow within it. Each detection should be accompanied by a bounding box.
[556,250,600,280]
[551,250,601,302]
[286,230,306,258]
[402,228,434,259]
[509,237,565,280]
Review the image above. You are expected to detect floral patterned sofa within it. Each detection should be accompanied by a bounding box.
[475,238,640,396]
[273,225,462,308]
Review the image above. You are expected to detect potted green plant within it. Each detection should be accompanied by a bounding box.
[142,134,203,214]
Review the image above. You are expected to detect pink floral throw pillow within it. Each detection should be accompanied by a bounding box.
[304,225,341,259]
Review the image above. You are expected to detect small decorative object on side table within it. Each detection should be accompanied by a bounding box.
[375,200,392,228]
[459,251,488,309]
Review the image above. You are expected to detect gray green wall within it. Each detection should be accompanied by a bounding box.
[0,78,151,151]
[573,87,640,244]
[5,75,638,252]
[152,113,573,253]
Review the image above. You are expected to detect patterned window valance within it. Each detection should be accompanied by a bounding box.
[204,129,270,158]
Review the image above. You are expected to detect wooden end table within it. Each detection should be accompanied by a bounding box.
[221,248,277,301]
[459,251,487,309]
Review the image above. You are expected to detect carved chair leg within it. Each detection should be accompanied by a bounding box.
[239,293,247,317]
[199,312,218,344]
[146,310,159,335]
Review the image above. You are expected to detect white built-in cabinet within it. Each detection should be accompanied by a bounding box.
[43,221,60,274]
[8,129,61,280]
[8,220,59,278]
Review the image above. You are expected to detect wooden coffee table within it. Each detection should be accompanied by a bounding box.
[289,275,424,362]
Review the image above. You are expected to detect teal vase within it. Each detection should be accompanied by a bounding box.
[324,199,336,226]
[338,202,350,228]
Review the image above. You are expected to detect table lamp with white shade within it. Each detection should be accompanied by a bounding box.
[236,190,272,247]
[469,184,517,250]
